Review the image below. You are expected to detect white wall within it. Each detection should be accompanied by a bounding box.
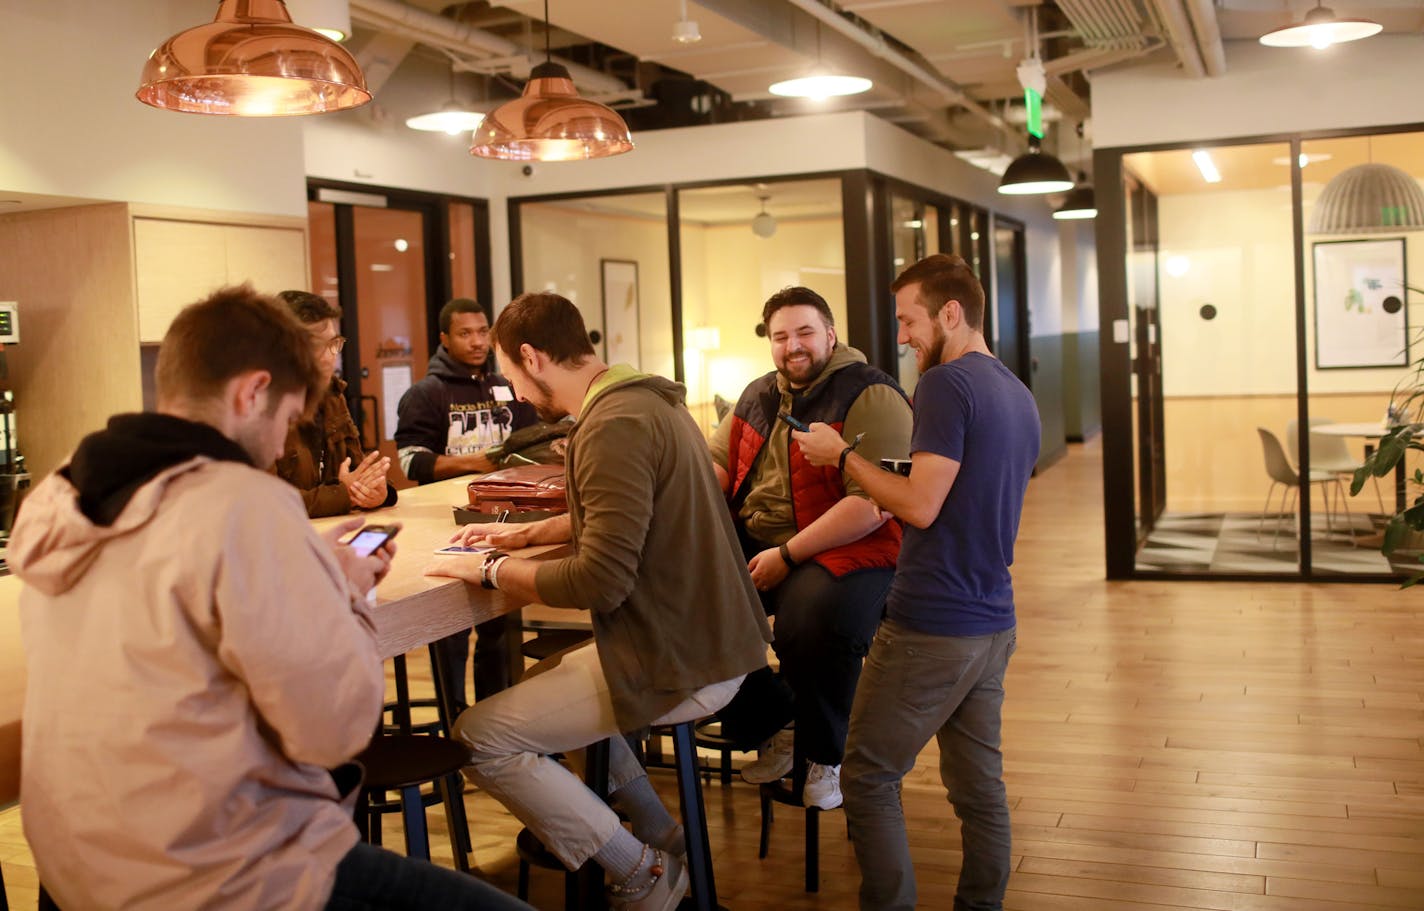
[1093,37,1424,150]
[0,1,307,217]
[1157,185,1422,397]
[1060,221,1100,334]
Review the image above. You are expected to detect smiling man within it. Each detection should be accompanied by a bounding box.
[793,255,1040,911]
[707,286,911,809]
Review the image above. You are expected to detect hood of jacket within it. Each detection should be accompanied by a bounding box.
[583,364,687,414]
[8,413,250,597]
[425,345,497,383]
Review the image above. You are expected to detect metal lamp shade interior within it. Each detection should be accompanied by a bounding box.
[470,62,634,162]
[1054,185,1098,220]
[1309,163,1424,234]
[136,0,369,116]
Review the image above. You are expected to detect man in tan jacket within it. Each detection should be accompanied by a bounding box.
[9,286,528,911]
[430,292,773,911]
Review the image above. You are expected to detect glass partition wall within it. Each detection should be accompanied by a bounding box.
[1103,128,1423,580]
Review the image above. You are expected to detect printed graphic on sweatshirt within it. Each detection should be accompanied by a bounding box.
[447,403,514,454]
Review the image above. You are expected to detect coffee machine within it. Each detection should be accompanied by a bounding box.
[0,301,30,564]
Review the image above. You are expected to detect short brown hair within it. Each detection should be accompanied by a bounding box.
[440,297,490,333]
[891,254,986,331]
[277,289,342,324]
[492,292,596,367]
[156,284,323,410]
[761,286,835,330]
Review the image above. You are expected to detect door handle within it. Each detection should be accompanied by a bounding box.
[358,394,381,451]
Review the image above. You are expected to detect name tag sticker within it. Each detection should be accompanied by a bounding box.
[493,386,514,402]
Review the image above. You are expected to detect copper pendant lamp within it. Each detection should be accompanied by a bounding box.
[136,0,370,116]
[470,0,633,162]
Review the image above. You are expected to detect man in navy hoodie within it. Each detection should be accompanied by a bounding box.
[395,298,537,710]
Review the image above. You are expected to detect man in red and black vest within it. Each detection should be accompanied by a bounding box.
[709,286,912,810]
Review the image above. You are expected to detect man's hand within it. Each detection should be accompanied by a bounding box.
[450,521,535,550]
[793,423,850,468]
[339,452,391,508]
[424,554,478,584]
[321,517,396,594]
[748,547,792,591]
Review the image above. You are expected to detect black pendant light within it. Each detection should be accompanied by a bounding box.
[999,136,1074,196]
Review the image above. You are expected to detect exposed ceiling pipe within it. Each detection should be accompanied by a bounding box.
[348,0,630,96]
[1181,0,1226,77]
[1146,0,1206,78]
[778,0,1007,133]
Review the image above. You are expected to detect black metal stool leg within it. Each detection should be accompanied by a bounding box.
[671,721,718,911]
[400,783,430,861]
[804,808,820,893]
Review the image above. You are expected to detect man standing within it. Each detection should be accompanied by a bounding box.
[9,286,527,910]
[795,254,1039,911]
[396,297,538,709]
[708,286,911,809]
[429,292,772,911]
[274,289,396,517]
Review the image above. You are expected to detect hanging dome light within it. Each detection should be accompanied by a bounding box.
[769,73,873,99]
[284,0,352,42]
[1309,163,1424,234]
[999,137,1074,195]
[751,195,777,239]
[406,102,486,135]
[1054,175,1097,220]
[470,0,633,161]
[1259,3,1382,49]
[136,0,370,116]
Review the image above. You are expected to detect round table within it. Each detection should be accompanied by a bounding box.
[1312,422,1402,512]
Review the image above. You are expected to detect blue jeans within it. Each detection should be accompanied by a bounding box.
[842,620,1016,911]
[326,842,531,910]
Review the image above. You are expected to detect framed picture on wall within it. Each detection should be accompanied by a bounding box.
[600,259,641,368]
[1313,238,1409,369]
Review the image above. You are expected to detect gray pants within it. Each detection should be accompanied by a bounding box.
[842,620,1016,911]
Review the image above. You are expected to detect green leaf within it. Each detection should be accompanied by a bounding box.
[1382,516,1408,555]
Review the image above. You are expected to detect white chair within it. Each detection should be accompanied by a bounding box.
[1286,417,1386,515]
[1257,427,1355,549]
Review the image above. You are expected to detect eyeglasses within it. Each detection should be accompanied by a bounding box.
[314,335,347,355]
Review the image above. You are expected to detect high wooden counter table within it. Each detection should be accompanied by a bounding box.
[311,475,566,660]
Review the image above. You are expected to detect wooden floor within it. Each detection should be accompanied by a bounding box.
[4,438,1422,910]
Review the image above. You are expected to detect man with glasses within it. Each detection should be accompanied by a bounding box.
[274,290,396,517]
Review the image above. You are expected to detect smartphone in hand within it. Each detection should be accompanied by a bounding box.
[777,411,810,432]
[345,523,402,558]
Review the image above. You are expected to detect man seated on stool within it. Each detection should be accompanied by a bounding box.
[396,297,539,714]
[9,285,528,910]
[709,286,911,810]
[273,290,397,517]
[428,292,772,911]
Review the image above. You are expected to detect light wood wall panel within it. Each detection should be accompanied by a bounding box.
[0,204,141,480]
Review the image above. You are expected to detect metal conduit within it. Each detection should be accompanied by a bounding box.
[348,0,630,95]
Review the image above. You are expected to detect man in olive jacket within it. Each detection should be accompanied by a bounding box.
[428,292,771,911]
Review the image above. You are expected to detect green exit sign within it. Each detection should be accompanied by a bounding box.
[1024,88,1043,140]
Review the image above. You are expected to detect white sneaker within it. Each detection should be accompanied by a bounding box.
[740,728,794,784]
[803,762,842,810]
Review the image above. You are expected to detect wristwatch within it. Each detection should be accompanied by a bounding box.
[480,550,509,589]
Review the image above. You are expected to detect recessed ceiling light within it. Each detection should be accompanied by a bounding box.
[1192,150,1222,183]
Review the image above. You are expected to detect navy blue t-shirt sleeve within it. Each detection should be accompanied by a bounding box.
[909,366,971,463]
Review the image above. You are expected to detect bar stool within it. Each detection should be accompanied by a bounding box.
[645,719,739,787]
[355,643,474,870]
[517,721,722,911]
[757,743,832,893]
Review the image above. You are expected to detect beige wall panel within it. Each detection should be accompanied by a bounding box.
[223,225,309,299]
[0,204,141,480]
[134,219,227,344]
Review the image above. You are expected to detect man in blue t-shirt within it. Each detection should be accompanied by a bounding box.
[794,253,1039,911]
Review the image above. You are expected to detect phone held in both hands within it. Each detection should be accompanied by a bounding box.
[344,523,401,558]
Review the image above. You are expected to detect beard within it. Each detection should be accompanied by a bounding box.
[916,324,947,374]
[777,349,831,387]
[529,373,568,423]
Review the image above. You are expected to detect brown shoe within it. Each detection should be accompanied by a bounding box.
[607,851,689,911]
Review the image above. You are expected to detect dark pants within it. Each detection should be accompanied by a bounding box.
[434,615,511,712]
[326,842,531,910]
[724,528,892,765]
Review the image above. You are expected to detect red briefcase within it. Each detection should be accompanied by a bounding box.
[466,463,567,515]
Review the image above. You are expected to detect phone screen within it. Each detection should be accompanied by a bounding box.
[348,527,396,558]
[778,412,809,432]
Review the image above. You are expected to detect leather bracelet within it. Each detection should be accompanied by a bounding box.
[838,445,855,473]
[779,541,798,569]
[480,551,508,590]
